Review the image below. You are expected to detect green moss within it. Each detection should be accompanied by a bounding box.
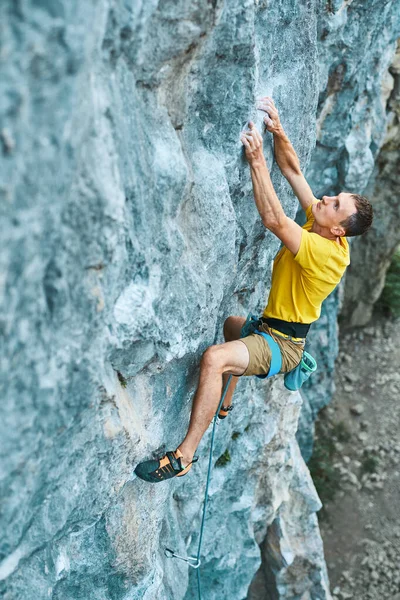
[215,449,231,468]
[117,371,127,388]
[332,421,351,443]
[361,450,379,474]
[231,431,241,441]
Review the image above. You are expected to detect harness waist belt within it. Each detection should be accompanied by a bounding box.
[261,317,311,338]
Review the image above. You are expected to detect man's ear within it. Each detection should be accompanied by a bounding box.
[331,225,346,237]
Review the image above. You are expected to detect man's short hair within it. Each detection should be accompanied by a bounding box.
[341,194,373,237]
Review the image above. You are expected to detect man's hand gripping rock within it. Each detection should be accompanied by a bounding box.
[240,121,265,166]
[257,96,284,137]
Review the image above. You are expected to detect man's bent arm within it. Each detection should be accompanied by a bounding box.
[257,97,317,212]
[241,122,303,256]
[273,130,317,211]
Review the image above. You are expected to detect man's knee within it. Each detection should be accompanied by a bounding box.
[223,316,242,342]
[201,345,224,371]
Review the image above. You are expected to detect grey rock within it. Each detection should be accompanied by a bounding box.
[345,372,359,384]
[0,1,329,599]
[299,3,400,458]
[341,41,400,326]
[1,1,400,599]
[345,472,359,486]
[350,404,365,416]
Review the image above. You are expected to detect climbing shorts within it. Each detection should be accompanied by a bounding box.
[240,322,304,377]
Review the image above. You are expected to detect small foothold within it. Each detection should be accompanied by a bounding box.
[1,129,15,154]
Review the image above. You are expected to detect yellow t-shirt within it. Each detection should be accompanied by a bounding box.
[263,202,350,324]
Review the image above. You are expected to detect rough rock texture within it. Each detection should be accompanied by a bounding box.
[341,41,400,327]
[248,442,330,600]
[1,1,399,599]
[308,1,400,199]
[298,2,400,460]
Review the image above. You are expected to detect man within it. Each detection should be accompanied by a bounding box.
[135,98,373,483]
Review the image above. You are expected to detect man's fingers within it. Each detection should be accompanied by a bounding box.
[248,122,261,136]
[242,132,256,146]
[257,97,278,111]
[241,119,264,153]
[244,132,256,149]
[246,124,260,138]
[242,130,262,151]
[245,130,260,143]
[258,96,275,106]
[257,103,278,118]
[257,103,270,113]
[254,128,263,143]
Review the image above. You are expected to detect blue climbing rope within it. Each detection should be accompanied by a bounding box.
[165,375,233,600]
[164,314,316,597]
[165,316,262,597]
[195,374,232,599]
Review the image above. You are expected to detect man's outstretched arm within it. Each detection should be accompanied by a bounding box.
[241,122,303,256]
[257,97,317,212]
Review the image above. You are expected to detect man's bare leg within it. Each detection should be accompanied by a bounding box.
[177,338,249,465]
[219,316,247,412]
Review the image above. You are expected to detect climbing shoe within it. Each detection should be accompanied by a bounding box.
[218,404,234,420]
[134,449,198,483]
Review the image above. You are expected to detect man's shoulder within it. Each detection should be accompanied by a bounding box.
[317,234,350,270]
[294,228,351,276]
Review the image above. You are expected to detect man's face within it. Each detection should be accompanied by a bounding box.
[312,193,357,235]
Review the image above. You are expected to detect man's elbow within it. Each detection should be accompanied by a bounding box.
[262,213,286,233]
[282,165,302,180]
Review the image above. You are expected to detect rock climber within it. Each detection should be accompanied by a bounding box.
[134,97,373,483]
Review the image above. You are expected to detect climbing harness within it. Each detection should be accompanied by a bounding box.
[164,313,317,598]
[241,314,317,389]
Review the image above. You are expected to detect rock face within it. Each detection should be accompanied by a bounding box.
[341,41,400,327]
[0,2,399,600]
[298,3,400,460]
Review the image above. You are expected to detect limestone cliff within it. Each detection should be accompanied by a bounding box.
[299,4,400,460]
[1,1,399,599]
[341,41,400,327]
